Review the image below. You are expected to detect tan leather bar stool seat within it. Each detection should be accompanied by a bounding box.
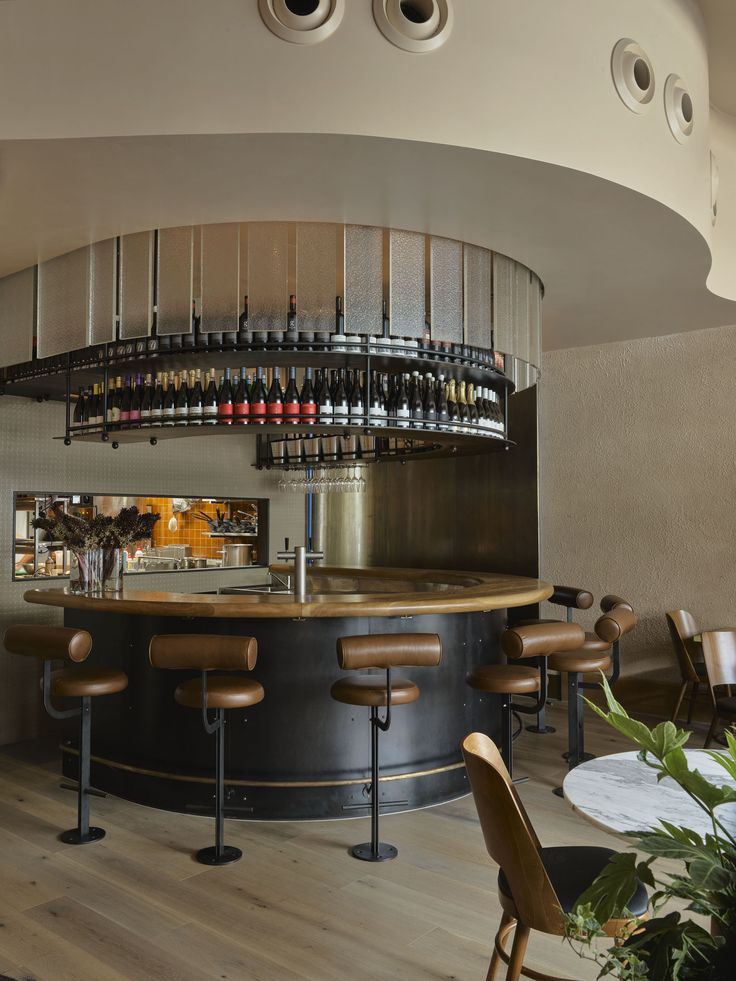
[579,632,612,653]
[330,675,419,707]
[466,664,540,696]
[548,652,611,675]
[52,667,128,699]
[175,676,265,710]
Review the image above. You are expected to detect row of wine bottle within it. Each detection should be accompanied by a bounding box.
[72,367,506,435]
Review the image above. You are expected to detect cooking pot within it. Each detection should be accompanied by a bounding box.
[220,544,253,567]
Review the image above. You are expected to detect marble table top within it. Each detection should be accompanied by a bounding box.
[563,750,736,838]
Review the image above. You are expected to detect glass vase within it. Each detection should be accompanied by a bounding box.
[69,548,124,594]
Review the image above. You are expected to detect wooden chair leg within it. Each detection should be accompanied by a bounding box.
[505,923,530,981]
[686,682,699,725]
[487,912,515,981]
[704,711,719,748]
[671,681,687,722]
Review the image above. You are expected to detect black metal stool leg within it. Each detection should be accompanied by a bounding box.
[554,671,588,797]
[351,707,397,862]
[526,701,556,735]
[501,695,513,776]
[60,697,106,844]
[196,709,242,866]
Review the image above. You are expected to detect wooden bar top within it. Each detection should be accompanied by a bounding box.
[24,565,552,619]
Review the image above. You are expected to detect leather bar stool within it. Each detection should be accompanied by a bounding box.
[149,634,263,866]
[466,622,585,781]
[513,585,594,734]
[549,597,637,796]
[331,633,442,863]
[2,624,128,844]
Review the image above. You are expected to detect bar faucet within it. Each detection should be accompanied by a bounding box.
[276,541,324,600]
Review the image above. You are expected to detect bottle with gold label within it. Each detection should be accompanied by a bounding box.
[466,383,479,430]
[457,380,470,433]
[447,379,459,430]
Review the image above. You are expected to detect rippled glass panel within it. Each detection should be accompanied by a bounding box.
[492,253,514,355]
[0,268,35,368]
[344,225,383,335]
[463,244,491,348]
[249,222,289,333]
[157,227,194,336]
[119,231,154,339]
[200,224,240,334]
[430,237,462,344]
[297,223,337,336]
[88,239,116,344]
[389,229,425,339]
[37,247,90,358]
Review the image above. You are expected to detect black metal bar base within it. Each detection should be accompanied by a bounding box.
[196,844,242,866]
[526,724,556,734]
[552,786,564,798]
[562,750,595,763]
[351,842,397,862]
[59,826,106,845]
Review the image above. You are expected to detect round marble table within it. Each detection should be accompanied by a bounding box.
[563,750,736,838]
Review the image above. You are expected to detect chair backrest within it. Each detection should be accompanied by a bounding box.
[594,605,637,643]
[3,624,92,663]
[665,610,701,684]
[502,621,585,660]
[462,732,565,934]
[149,634,257,671]
[549,585,594,611]
[701,630,736,693]
[336,633,442,670]
[601,594,635,613]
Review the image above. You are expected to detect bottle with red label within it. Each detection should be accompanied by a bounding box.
[250,367,267,423]
[267,367,284,424]
[283,366,301,423]
[233,369,250,424]
[300,367,317,424]
[218,367,234,425]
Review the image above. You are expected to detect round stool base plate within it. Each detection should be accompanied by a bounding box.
[526,725,556,734]
[562,751,595,763]
[59,826,106,845]
[196,845,243,866]
[351,842,398,862]
[552,787,564,798]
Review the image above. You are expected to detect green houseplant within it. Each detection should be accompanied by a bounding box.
[566,677,736,980]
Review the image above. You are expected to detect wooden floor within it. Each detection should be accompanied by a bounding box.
[0,703,707,981]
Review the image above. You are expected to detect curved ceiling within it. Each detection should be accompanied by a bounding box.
[699,1,736,116]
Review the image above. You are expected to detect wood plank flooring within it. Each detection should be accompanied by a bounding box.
[0,704,707,981]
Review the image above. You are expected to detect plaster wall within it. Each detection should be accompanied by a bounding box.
[0,396,305,745]
[540,322,736,693]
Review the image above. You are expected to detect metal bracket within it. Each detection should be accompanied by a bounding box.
[43,661,81,721]
[200,671,221,735]
[374,667,392,732]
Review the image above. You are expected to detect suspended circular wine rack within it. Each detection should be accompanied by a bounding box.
[0,222,541,463]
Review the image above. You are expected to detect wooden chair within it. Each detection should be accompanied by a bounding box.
[665,610,708,724]
[700,630,736,748]
[462,732,648,981]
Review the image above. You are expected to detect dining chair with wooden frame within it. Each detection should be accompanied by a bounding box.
[462,732,648,981]
[700,630,736,748]
[665,610,708,724]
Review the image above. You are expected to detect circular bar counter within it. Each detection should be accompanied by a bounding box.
[25,567,551,820]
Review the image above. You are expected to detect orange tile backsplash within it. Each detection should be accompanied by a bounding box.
[142,498,258,561]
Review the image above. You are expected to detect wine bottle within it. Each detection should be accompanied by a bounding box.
[73,387,85,427]
[187,369,203,425]
[267,367,284,423]
[466,383,479,430]
[410,371,424,429]
[129,374,142,426]
[218,367,234,425]
[437,375,449,430]
[237,296,250,349]
[423,372,437,430]
[285,295,299,349]
[332,296,346,352]
[457,380,470,433]
[119,376,132,427]
[81,388,92,426]
[349,370,365,426]
[368,371,385,427]
[162,372,176,426]
[396,374,411,429]
[250,367,267,423]
[150,372,164,427]
[203,369,219,424]
[332,369,349,424]
[140,373,153,425]
[192,299,201,348]
[111,376,123,428]
[103,379,114,427]
[447,379,459,429]
[299,367,318,425]
[318,369,334,424]
[282,366,300,423]
[175,370,190,426]
[381,299,391,355]
[233,369,250,424]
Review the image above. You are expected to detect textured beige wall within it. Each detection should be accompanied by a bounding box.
[539,323,736,691]
[0,396,305,745]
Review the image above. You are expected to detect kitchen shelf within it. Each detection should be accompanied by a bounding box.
[204,532,258,538]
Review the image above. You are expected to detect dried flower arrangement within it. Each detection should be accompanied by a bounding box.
[32,502,160,550]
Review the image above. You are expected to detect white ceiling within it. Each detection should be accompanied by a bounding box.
[699,1,736,116]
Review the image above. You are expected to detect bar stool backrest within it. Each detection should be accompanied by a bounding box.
[549,586,594,610]
[666,611,702,684]
[149,634,257,671]
[600,595,634,613]
[701,631,736,694]
[3,624,92,663]
[462,732,565,935]
[594,606,637,643]
[501,622,585,660]
[337,633,442,670]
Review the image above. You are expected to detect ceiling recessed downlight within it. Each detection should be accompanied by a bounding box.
[373,0,453,53]
[611,38,655,114]
[664,74,694,142]
[258,0,344,44]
